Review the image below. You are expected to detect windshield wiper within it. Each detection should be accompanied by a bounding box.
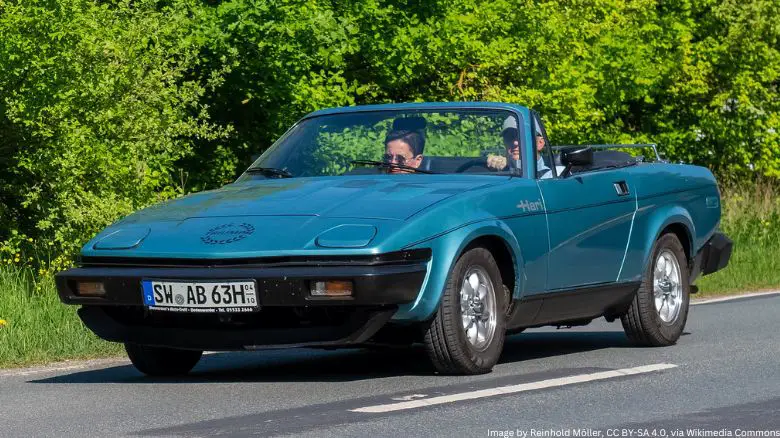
[245,167,294,178]
[350,160,436,174]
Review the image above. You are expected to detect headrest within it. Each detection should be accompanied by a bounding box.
[392,116,427,132]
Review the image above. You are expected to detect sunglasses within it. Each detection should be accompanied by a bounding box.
[383,153,414,165]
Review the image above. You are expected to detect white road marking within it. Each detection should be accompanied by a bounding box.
[691,290,780,306]
[350,363,678,413]
[391,394,428,401]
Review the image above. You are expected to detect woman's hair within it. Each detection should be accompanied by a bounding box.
[385,130,425,156]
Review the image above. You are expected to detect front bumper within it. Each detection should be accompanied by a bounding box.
[691,232,733,282]
[55,249,429,350]
[76,305,398,350]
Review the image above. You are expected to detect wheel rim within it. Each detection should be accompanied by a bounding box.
[459,266,497,351]
[653,250,683,323]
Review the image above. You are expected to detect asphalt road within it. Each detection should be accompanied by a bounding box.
[2,293,779,437]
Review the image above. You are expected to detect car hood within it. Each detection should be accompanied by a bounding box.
[119,175,507,223]
[82,175,509,258]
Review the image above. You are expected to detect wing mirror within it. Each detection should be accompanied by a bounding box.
[560,146,593,177]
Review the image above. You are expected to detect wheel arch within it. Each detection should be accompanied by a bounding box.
[641,207,696,275]
[658,222,693,265]
[393,221,524,322]
[462,234,517,300]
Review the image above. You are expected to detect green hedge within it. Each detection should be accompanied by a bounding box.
[1,0,778,262]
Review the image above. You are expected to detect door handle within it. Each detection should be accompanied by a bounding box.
[613,181,630,196]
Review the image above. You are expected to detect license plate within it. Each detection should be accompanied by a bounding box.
[141,280,258,313]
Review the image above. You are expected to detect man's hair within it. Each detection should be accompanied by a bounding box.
[385,130,425,156]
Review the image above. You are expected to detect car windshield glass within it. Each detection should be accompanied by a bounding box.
[241,109,524,178]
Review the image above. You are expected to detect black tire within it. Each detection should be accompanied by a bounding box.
[621,233,690,346]
[423,247,508,374]
[125,343,203,377]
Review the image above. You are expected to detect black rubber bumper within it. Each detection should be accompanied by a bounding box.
[691,232,733,281]
[55,250,430,350]
[76,305,398,350]
[55,249,430,307]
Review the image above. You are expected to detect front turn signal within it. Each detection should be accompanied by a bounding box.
[310,280,353,297]
[76,282,106,297]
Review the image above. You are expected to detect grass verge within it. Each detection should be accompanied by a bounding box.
[0,268,122,368]
[1,183,779,368]
[697,182,780,294]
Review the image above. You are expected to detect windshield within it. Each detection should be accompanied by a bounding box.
[241,109,525,178]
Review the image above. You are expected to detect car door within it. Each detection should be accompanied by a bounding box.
[537,168,636,291]
[526,110,636,292]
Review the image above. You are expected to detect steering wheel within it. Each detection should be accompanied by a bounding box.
[454,158,489,173]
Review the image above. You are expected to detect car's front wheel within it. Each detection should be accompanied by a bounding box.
[423,247,507,374]
[621,233,690,346]
[125,343,203,377]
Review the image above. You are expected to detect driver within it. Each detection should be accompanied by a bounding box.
[384,129,425,174]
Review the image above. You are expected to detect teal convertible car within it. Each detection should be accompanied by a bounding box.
[56,102,732,376]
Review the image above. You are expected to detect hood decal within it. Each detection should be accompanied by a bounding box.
[201,223,256,245]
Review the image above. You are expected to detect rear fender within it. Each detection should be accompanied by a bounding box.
[622,205,695,282]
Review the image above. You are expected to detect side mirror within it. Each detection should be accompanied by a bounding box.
[560,146,593,177]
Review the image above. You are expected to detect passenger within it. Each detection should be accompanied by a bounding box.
[486,116,521,173]
[535,132,552,179]
[384,129,425,174]
[487,116,552,178]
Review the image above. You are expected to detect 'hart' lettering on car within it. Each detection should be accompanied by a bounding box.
[516,200,544,212]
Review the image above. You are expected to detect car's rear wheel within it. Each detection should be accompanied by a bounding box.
[423,247,507,374]
[621,233,690,346]
[125,343,203,377]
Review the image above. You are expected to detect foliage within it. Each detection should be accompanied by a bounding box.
[0,0,230,259]
[1,0,778,262]
[193,0,780,184]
